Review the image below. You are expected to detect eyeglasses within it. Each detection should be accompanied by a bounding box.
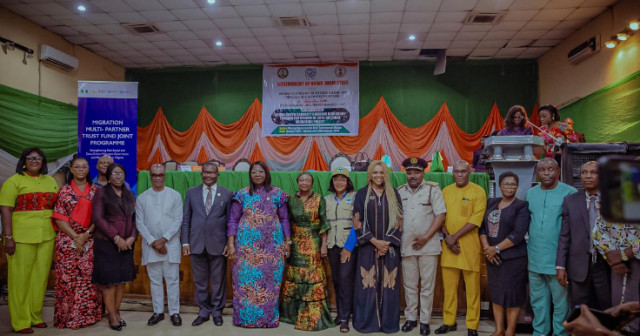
[111,172,125,176]
[150,173,165,178]
[72,165,89,170]
[26,156,43,162]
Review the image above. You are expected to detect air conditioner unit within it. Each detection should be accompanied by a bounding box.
[38,45,78,71]
[567,35,600,64]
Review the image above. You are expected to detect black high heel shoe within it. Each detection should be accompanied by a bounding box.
[119,320,126,327]
[110,324,122,331]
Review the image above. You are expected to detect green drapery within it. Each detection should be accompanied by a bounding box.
[128,60,538,134]
[137,171,490,200]
[0,84,77,160]
[561,70,640,143]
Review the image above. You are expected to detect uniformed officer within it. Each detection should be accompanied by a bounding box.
[397,157,447,336]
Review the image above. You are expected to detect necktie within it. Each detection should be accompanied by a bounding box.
[588,194,598,260]
[205,187,213,215]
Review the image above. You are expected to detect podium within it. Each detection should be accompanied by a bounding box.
[485,135,545,199]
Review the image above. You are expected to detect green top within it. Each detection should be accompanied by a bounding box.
[0,173,58,243]
[287,192,329,268]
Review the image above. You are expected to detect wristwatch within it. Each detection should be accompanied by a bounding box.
[620,248,628,261]
[495,245,501,254]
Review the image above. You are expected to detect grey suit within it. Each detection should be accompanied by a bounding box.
[556,191,611,309]
[181,184,233,318]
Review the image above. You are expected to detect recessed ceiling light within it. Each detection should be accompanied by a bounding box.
[605,39,617,48]
[408,35,416,41]
[207,0,216,4]
[215,40,223,47]
[77,5,86,12]
[630,21,639,31]
[617,32,629,41]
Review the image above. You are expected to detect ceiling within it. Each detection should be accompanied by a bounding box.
[0,0,619,68]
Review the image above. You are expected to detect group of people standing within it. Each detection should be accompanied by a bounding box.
[1,146,638,336]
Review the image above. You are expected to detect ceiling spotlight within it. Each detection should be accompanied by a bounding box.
[605,39,617,48]
[408,35,416,41]
[630,21,639,31]
[215,40,223,47]
[77,5,86,12]
[207,0,216,4]
[617,32,629,41]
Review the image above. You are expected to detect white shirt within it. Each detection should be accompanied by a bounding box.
[135,187,183,265]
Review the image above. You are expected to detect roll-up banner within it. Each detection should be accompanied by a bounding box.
[262,62,359,136]
[78,81,138,192]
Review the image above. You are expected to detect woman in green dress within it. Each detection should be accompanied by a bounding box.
[280,172,335,331]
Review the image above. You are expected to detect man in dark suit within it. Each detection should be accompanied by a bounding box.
[556,161,611,309]
[181,162,233,326]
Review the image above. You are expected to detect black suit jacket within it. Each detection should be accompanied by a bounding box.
[556,191,592,282]
[181,184,233,255]
[479,198,530,260]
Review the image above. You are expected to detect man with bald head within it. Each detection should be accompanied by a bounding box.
[526,158,577,336]
[556,161,611,310]
[435,160,486,336]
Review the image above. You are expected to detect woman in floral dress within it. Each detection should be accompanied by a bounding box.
[280,172,334,331]
[538,104,578,161]
[52,156,102,329]
[227,161,290,328]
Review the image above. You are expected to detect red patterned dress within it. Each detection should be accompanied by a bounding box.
[51,181,102,329]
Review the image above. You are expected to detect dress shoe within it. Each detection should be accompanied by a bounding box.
[170,314,182,326]
[213,316,223,326]
[109,324,122,332]
[16,328,34,334]
[420,323,430,335]
[192,316,209,326]
[467,329,478,336]
[434,324,457,334]
[147,313,164,326]
[402,320,418,332]
[32,323,47,328]
[119,319,126,327]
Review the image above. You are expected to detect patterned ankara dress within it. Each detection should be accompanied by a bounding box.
[280,192,335,331]
[227,186,290,328]
[51,181,102,328]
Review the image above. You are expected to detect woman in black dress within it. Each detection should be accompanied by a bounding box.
[480,171,530,336]
[92,163,137,331]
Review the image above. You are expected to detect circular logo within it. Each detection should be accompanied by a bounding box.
[305,67,317,79]
[277,68,289,79]
[335,66,346,77]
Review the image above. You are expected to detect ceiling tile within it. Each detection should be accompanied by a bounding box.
[127,42,158,50]
[140,10,177,22]
[400,23,431,33]
[267,3,303,16]
[494,48,525,57]
[90,0,134,13]
[260,35,287,45]
[440,0,478,11]
[235,5,272,17]
[285,35,309,44]
[184,20,217,31]
[302,2,337,15]
[313,35,340,44]
[317,50,343,57]
[64,35,94,45]
[470,47,499,56]
[83,13,118,25]
[533,39,562,47]
[124,0,165,11]
[155,21,189,31]
[340,25,369,34]
[75,25,106,35]
[342,42,369,50]
[544,0,585,9]
[308,15,338,25]
[402,11,437,24]
[484,30,518,39]
[47,26,79,36]
[476,39,507,48]
[456,31,487,40]
[336,0,371,14]
[513,30,547,39]
[315,43,342,51]
[540,29,574,39]
[112,33,146,43]
[447,48,472,56]
[565,7,607,20]
[370,23,400,34]
[167,30,199,40]
[28,16,63,27]
[426,32,458,41]
[510,0,551,10]
[460,25,492,32]
[371,0,407,13]
[237,45,265,53]
[152,40,183,49]
[491,21,527,31]
[506,39,533,48]
[503,10,539,22]
[158,0,199,9]
[523,20,557,30]
[553,19,589,30]
[171,8,209,21]
[534,8,573,21]
[223,28,254,38]
[244,17,275,28]
[430,22,463,32]
[251,27,282,36]
[344,50,368,58]
[97,24,129,35]
[2,4,45,17]
[341,34,369,43]
[213,18,247,29]
[281,28,311,36]
[30,3,73,16]
[203,6,240,18]
[194,30,223,40]
[450,40,479,49]
[369,41,394,50]
[371,12,403,24]
[369,33,398,42]
[395,39,423,49]
[229,0,266,5]
[474,0,514,11]
[289,44,316,52]
[580,0,616,8]
[189,47,215,55]
[310,26,340,35]
[518,46,551,57]
[434,11,470,23]
[338,13,370,25]
[108,12,147,23]
[405,0,441,12]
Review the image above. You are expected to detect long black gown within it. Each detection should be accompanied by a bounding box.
[352,186,403,333]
